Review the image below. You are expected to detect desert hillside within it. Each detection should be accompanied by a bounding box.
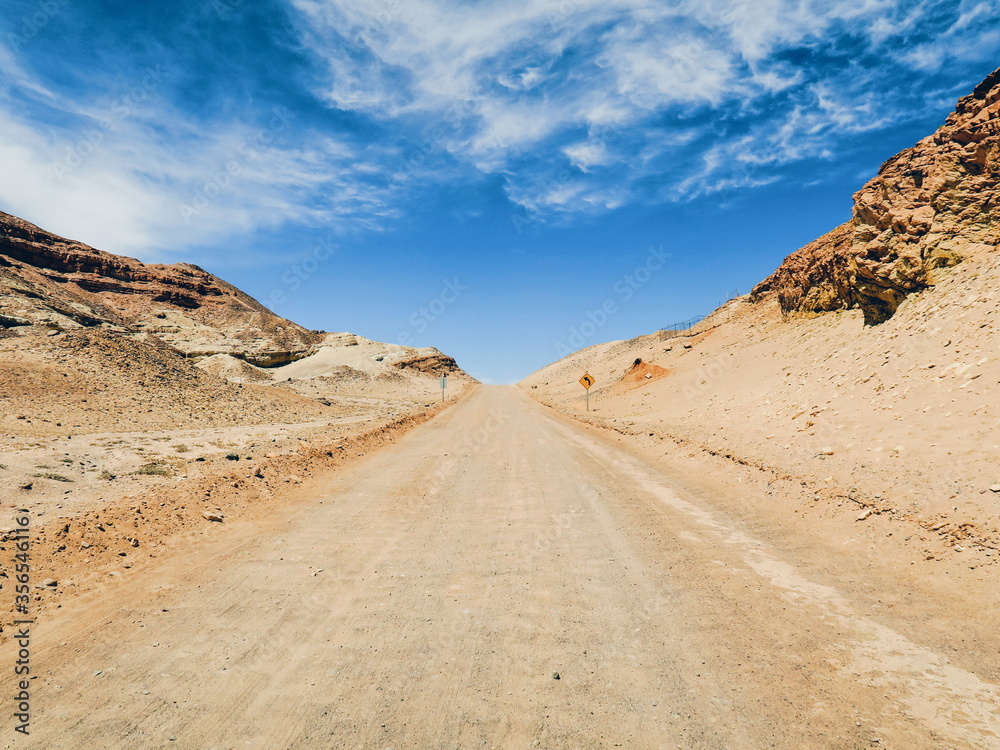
[0,209,321,363]
[523,68,1000,566]
[12,5,1000,746]
[0,209,473,432]
[755,67,1000,324]
[0,212,476,610]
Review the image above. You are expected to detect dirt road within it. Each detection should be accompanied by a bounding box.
[6,386,999,749]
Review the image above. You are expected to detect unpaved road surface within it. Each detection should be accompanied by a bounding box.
[6,386,999,749]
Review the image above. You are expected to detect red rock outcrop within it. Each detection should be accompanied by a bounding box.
[754,67,1000,324]
[392,352,462,375]
[0,211,322,363]
[620,358,670,389]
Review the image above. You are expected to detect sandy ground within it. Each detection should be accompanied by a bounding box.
[0,326,470,529]
[521,251,1000,558]
[0,390,471,630]
[4,386,998,749]
[0,398,450,523]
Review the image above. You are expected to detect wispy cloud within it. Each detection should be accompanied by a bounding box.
[0,35,402,260]
[0,0,997,258]
[290,0,1000,217]
[898,0,1000,72]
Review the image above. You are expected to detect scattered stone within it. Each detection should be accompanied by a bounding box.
[990,485,1000,493]
[42,579,57,587]
[225,453,240,461]
[552,672,560,680]
[856,508,874,522]
[201,511,225,522]
[19,482,32,491]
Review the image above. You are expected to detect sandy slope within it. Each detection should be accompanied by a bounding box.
[522,69,1000,562]
[0,324,473,525]
[521,247,1000,559]
[5,387,998,749]
[0,394,465,635]
[0,324,476,634]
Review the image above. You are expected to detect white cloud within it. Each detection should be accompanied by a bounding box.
[602,30,736,109]
[506,173,629,216]
[898,3,1000,74]
[687,0,896,61]
[952,0,995,32]
[666,78,898,201]
[0,108,171,255]
[498,66,547,91]
[0,89,401,260]
[563,139,610,171]
[3,0,997,253]
[290,0,965,213]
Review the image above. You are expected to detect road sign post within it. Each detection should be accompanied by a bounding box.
[579,373,595,411]
[439,374,447,403]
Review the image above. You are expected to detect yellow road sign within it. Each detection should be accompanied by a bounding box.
[580,373,595,390]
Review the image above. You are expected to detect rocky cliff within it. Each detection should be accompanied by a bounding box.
[0,210,323,363]
[753,67,1000,324]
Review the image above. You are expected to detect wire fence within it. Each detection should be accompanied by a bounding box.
[657,315,707,338]
[658,288,741,341]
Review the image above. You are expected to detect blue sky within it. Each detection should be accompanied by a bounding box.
[1,0,998,383]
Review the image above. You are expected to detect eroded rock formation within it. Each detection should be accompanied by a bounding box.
[0,210,322,363]
[754,67,1000,324]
